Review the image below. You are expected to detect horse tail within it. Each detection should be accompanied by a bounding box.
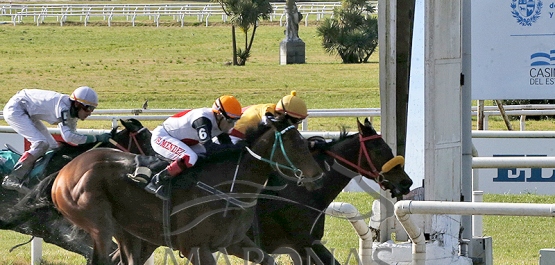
[4,173,61,230]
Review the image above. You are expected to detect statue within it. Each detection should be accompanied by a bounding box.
[285,0,302,41]
[279,0,305,64]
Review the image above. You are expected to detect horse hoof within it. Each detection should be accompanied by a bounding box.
[2,176,30,194]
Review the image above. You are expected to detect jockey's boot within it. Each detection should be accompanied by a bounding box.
[144,158,190,200]
[2,152,35,194]
[145,168,172,200]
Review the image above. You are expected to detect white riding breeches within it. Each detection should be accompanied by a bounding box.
[151,126,204,166]
[3,101,59,157]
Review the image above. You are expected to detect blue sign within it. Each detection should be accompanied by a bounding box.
[494,154,555,182]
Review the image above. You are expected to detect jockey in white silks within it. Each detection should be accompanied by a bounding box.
[2,86,110,193]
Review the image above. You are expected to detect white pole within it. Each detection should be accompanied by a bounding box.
[325,202,375,265]
[31,237,43,265]
[472,156,555,168]
[395,200,555,265]
[471,191,484,237]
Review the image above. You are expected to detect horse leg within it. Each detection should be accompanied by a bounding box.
[53,193,116,264]
[226,238,275,265]
[181,246,217,265]
[294,243,340,265]
[89,231,117,265]
[114,229,158,265]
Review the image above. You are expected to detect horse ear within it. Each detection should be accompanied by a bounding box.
[364,117,372,127]
[129,118,143,127]
[358,118,377,135]
[357,118,363,131]
[120,119,128,128]
[120,119,143,132]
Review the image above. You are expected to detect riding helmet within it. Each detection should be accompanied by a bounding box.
[212,95,242,120]
[70,86,99,108]
[275,90,308,119]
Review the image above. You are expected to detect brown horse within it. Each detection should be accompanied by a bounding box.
[1,118,153,262]
[51,119,323,265]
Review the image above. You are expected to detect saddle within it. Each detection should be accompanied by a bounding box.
[0,148,55,182]
[127,155,169,188]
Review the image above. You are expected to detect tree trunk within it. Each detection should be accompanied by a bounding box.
[232,25,238,65]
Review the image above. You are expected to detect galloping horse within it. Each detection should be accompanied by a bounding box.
[1,118,152,261]
[51,119,323,265]
[240,118,413,265]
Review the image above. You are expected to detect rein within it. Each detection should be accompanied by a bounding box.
[244,125,306,185]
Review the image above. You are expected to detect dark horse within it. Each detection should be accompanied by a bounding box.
[239,118,413,265]
[0,118,153,261]
[50,119,323,265]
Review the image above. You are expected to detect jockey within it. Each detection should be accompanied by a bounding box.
[145,95,243,200]
[2,86,111,193]
[229,90,308,143]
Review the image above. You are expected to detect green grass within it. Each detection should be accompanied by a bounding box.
[0,24,380,131]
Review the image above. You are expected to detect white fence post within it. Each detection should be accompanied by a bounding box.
[31,237,43,265]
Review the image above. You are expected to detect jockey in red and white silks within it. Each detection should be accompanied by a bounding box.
[151,107,227,167]
[145,95,242,200]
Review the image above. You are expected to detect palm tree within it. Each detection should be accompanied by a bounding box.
[216,0,273,66]
[317,0,378,63]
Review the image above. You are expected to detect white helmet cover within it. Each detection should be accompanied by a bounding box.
[70,86,98,107]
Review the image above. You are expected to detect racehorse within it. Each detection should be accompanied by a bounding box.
[238,118,413,265]
[51,118,323,265]
[1,118,153,261]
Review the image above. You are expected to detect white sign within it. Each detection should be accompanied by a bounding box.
[471,0,555,99]
[473,137,555,194]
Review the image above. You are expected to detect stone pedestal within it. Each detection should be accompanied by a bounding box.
[279,39,305,65]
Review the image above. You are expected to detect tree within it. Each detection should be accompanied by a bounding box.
[316,0,378,63]
[216,0,273,66]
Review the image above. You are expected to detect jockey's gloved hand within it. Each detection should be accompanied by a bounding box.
[96,133,112,143]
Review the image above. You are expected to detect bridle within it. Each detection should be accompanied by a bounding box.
[245,125,321,186]
[324,133,395,188]
[110,127,149,155]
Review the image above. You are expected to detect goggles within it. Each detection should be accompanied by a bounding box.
[286,115,303,125]
[224,116,240,124]
[82,104,96,112]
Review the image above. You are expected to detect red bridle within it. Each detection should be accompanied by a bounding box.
[110,127,148,155]
[324,134,382,180]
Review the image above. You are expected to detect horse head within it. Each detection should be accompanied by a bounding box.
[110,118,154,155]
[320,118,413,199]
[356,118,412,198]
[244,118,324,191]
